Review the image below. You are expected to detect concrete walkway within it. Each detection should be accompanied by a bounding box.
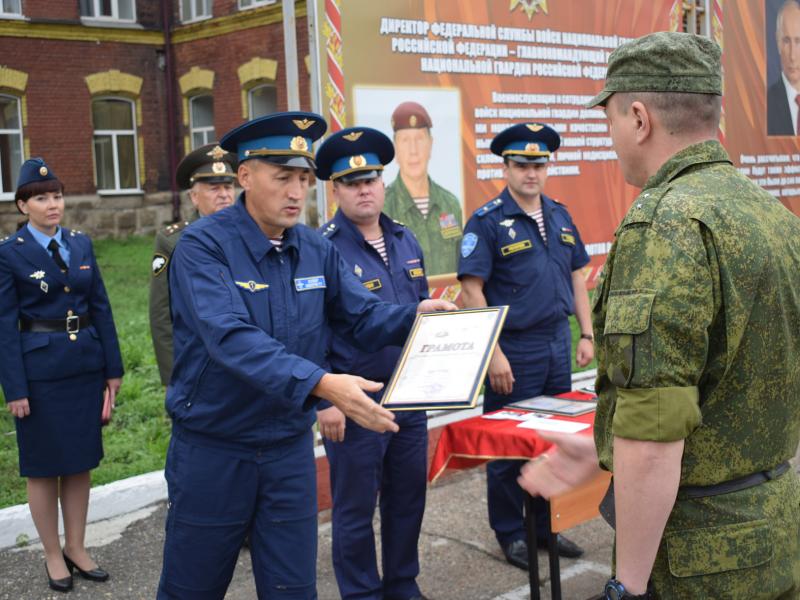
[0,467,614,600]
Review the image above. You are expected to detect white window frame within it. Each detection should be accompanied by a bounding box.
[92,97,141,194]
[189,95,215,150]
[0,94,24,201]
[238,0,277,11]
[248,84,277,120]
[0,0,23,19]
[180,0,212,24]
[82,0,136,23]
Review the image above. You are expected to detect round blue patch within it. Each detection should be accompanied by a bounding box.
[461,233,478,258]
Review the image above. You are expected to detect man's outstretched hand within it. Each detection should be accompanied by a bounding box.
[313,373,398,433]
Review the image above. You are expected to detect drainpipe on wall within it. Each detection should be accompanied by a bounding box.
[161,0,180,222]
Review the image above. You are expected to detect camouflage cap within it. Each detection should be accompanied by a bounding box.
[586,31,722,108]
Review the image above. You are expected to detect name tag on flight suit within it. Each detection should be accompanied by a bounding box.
[294,276,326,291]
[363,278,382,291]
[500,240,532,256]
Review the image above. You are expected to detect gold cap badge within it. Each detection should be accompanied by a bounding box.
[290,136,309,152]
[526,124,544,132]
[342,131,364,142]
[293,118,315,130]
[207,145,228,161]
[39,166,48,176]
[409,115,418,127]
[525,143,541,152]
[349,155,367,168]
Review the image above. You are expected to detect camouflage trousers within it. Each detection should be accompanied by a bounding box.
[648,470,800,599]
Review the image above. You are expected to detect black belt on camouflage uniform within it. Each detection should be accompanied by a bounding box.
[678,461,791,499]
[599,461,792,530]
[19,315,91,334]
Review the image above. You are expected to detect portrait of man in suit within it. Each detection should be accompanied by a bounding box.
[768,0,800,135]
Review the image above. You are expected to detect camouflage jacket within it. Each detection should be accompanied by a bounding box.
[384,175,463,276]
[593,140,800,486]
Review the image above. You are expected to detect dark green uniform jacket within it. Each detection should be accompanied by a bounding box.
[593,141,800,598]
[148,217,195,385]
[384,175,462,276]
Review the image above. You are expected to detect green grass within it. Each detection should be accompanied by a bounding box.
[0,236,170,508]
[0,238,597,508]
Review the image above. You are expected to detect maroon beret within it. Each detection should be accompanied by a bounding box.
[390,101,432,131]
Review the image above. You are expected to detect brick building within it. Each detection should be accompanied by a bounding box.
[0,0,311,236]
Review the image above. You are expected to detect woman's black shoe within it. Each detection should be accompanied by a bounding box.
[45,563,73,593]
[63,552,110,582]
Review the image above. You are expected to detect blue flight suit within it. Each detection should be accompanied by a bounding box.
[457,188,589,544]
[0,226,123,477]
[319,210,429,600]
[157,197,419,600]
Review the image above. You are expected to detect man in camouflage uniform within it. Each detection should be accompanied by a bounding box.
[384,101,463,276]
[518,32,800,599]
[148,144,237,385]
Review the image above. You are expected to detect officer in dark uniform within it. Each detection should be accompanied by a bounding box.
[458,123,594,568]
[148,143,237,385]
[0,158,123,593]
[316,127,430,600]
[156,112,455,600]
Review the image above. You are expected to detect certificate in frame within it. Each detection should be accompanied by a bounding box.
[380,306,508,411]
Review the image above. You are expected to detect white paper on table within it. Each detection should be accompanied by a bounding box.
[516,417,590,434]
[481,411,536,421]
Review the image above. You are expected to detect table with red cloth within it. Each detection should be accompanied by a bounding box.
[429,390,597,483]
[427,390,598,600]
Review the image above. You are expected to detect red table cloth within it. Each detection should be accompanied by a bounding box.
[429,391,596,482]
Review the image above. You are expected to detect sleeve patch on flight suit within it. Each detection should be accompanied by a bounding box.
[560,233,576,245]
[500,239,532,256]
[408,267,425,278]
[152,253,168,277]
[363,278,382,291]
[461,233,478,258]
[294,276,327,291]
[235,280,269,293]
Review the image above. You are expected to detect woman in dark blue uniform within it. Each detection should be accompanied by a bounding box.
[0,158,124,593]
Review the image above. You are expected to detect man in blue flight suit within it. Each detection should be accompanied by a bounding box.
[315,127,430,600]
[156,112,455,600]
[458,122,594,569]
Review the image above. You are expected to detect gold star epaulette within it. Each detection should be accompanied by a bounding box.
[476,198,503,217]
[164,221,190,237]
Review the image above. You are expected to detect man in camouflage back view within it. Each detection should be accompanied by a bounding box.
[518,32,800,599]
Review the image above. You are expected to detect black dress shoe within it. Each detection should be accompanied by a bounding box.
[502,539,529,570]
[45,563,73,593]
[63,552,110,582]
[536,534,585,558]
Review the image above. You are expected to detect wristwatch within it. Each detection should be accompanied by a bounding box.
[604,578,651,599]
[580,333,594,341]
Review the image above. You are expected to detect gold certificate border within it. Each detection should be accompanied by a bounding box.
[381,306,508,411]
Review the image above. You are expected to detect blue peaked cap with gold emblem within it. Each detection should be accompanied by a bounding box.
[17,157,58,189]
[220,111,327,169]
[314,127,394,182]
[490,122,560,164]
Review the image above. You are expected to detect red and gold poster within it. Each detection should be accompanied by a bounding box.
[315,0,800,291]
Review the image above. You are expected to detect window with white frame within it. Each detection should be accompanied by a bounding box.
[0,0,22,18]
[190,95,215,149]
[248,84,277,119]
[92,98,140,192]
[80,0,136,22]
[0,95,23,198]
[181,0,211,23]
[239,0,276,10]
